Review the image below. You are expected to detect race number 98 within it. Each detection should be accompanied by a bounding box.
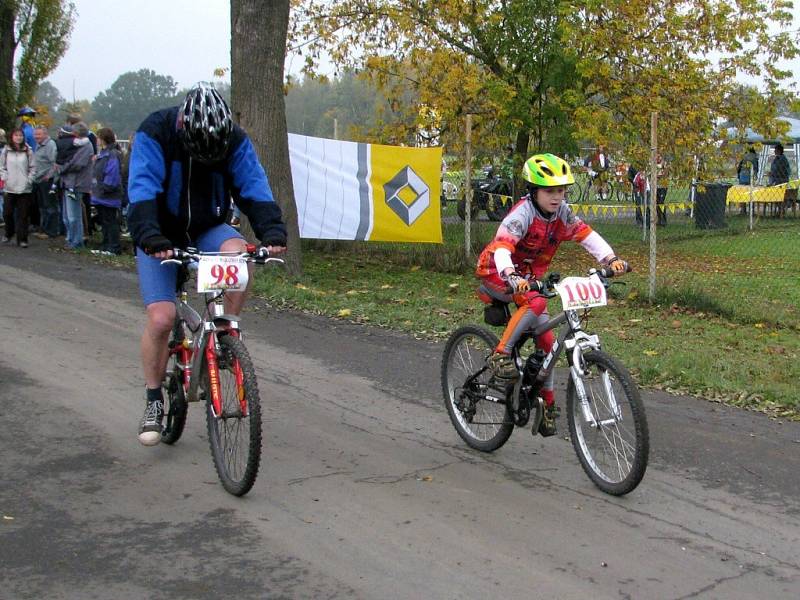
[210,264,239,286]
[198,256,249,292]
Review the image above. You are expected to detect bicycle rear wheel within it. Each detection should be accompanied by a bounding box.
[161,319,188,445]
[205,334,262,496]
[441,325,513,452]
[566,350,648,495]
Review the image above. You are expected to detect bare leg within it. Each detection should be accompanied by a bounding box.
[220,237,251,316]
[141,301,176,388]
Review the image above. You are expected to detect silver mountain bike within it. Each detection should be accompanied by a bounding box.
[441,266,649,496]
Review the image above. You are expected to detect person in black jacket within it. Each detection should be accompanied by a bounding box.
[129,82,287,446]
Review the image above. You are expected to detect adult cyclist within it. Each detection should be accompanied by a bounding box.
[127,83,287,446]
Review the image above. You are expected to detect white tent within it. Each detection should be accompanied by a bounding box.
[726,117,800,185]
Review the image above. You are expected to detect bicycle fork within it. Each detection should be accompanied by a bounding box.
[204,332,248,419]
[567,334,622,428]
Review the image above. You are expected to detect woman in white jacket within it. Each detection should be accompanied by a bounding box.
[0,128,35,247]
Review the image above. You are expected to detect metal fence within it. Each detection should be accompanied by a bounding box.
[446,114,800,329]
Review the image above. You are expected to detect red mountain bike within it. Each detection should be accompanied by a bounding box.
[160,245,283,496]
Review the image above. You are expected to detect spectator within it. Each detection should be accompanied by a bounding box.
[0,128,5,227]
[737,147,759,185]
[17,106,37,151]
[57,121,93,249]
[119,131,135,235]
[655,154,668,226]
[0,128,35,247]
[633,168,649,226]
[32,126,59,239]
[769,143,790,185]
[65,113,98,153]
[65,113,98,236]
[90,127,124,255]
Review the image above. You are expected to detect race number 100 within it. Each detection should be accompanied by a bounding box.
[555,275,607,310]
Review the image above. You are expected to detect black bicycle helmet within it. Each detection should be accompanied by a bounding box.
[180,82,233,163]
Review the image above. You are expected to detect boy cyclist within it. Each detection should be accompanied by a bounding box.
[476,153,626,436]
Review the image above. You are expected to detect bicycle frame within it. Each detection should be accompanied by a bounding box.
[168,269,246,419]
[510,304,605,431]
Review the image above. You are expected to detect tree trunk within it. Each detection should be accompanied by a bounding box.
[0,2,17,131]
[231,0,302,277]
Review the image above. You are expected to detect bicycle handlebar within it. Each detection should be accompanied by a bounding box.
[534,261,631,298]
[162,246,285,266]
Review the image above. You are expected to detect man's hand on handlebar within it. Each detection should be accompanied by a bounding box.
[262,245,286,256]
[141,234,173,259]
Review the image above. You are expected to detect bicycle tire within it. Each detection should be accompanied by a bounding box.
[205,334,262,496]
[161,320,189,445]
[568,181,584,204]
[566,350,648,495]
[441,325,513,452]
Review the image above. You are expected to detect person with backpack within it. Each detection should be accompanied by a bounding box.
[737,148,759,185]
[90,128,124,255]
[0,128,35,247]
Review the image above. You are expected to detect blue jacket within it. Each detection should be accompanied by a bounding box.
[91,146,123,208]
[127,107,286,249]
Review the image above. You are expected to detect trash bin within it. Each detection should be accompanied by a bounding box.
[694,183,730,229]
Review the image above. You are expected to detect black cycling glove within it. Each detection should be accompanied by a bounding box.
[140,234,172,255]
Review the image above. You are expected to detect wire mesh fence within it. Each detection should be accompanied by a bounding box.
[441,134,800,331]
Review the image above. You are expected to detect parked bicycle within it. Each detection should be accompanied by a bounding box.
[441,265,649,495]
[160,245,283,496]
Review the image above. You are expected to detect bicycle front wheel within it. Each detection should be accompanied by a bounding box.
[566,350,648,495]
[205,334,262,496]
[441,326,513,452]
[161,320,188,445]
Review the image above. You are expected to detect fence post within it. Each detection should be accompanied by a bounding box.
[748,163,754,231]
[465,114,473,262]
[333,118,339,140]
[649,112,657,302]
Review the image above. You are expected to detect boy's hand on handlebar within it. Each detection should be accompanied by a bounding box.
[506,272,531,294]
[608,256,627,275]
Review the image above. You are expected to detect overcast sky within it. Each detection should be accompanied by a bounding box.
[49,0,233,101]
[48,0,800,103]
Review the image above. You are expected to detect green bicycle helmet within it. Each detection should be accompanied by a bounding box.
[522,153,575,187]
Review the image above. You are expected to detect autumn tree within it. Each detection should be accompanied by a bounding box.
[291,0,574,166]
[0,0,74,130]
[92,69,180,137]
[564,0,799,179]
[232,0,301,276]
[292,0,799,180]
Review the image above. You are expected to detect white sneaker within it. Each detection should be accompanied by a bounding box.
[138,398,164,446]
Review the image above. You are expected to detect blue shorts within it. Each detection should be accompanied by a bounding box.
[136,224,244,306]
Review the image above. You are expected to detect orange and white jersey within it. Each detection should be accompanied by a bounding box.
[476,197,614,280]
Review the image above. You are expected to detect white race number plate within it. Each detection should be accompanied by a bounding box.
[555,274,607,310]
[197,256,249,293]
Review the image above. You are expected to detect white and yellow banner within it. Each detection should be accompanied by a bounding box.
[289,134,442,242]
